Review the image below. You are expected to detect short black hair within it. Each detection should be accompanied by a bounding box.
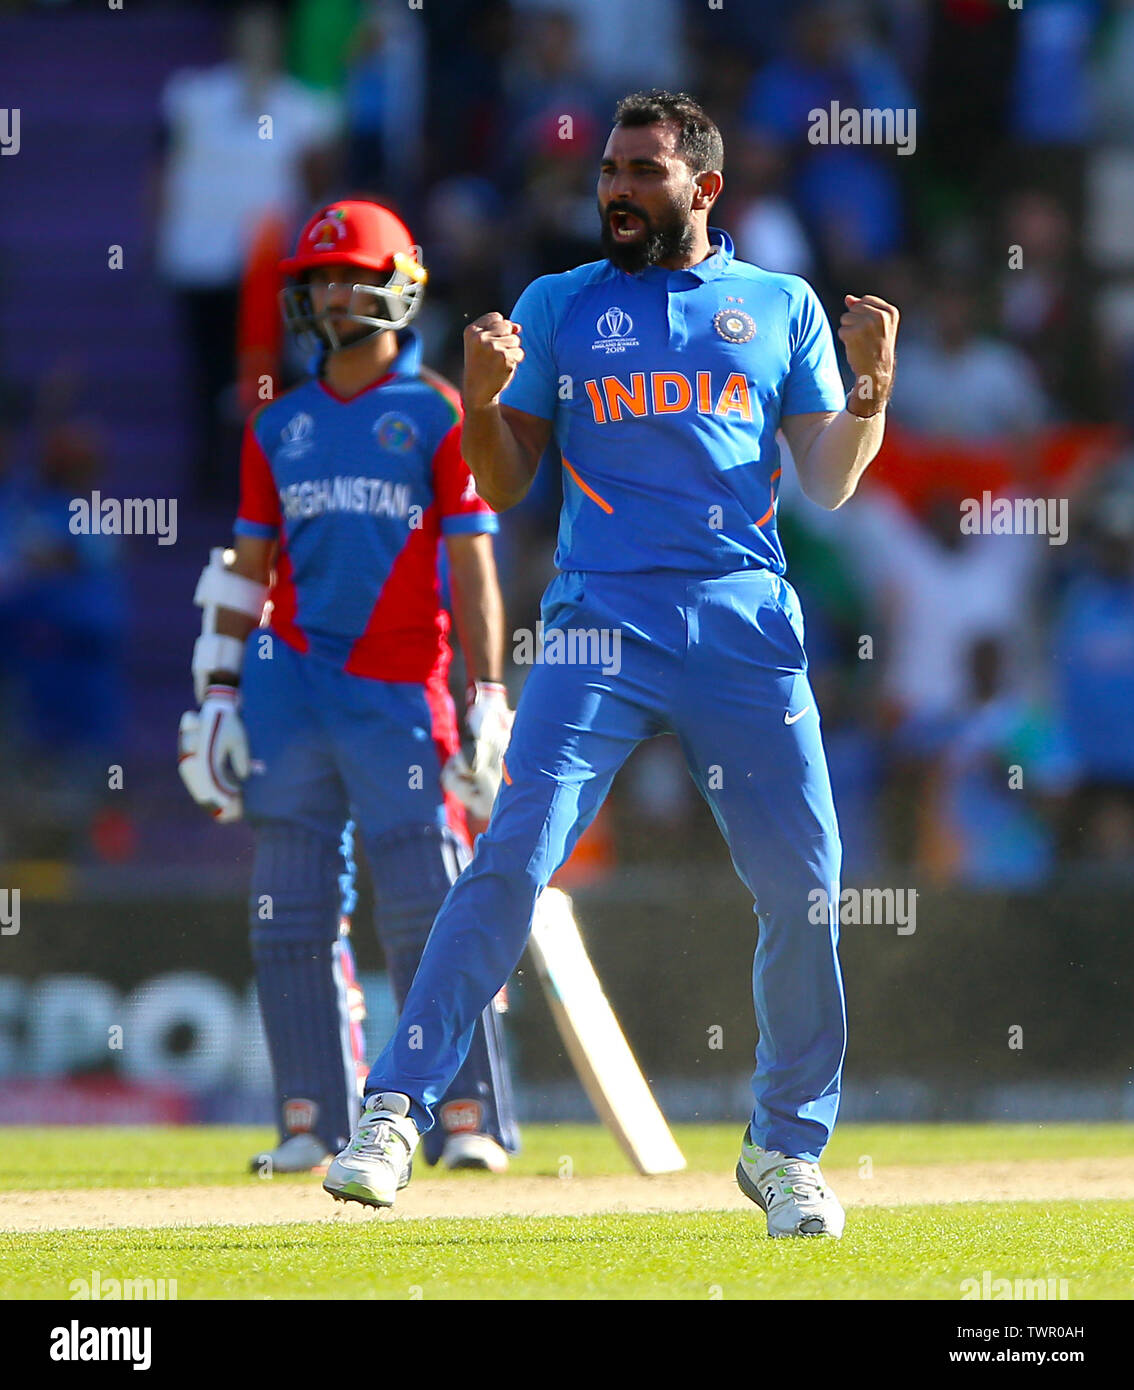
[612,89,724,174]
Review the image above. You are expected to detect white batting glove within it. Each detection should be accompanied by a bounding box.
[177,684,250,824]
[466,681,513,768]
[441,681,514,820]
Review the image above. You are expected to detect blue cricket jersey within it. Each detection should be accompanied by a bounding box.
[234,330,496,683]
[501,228,846,575]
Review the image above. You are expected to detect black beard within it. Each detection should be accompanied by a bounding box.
[599,201,695,273]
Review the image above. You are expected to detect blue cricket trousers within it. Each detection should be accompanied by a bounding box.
[240,635,517,1159]
[366,568,846,1162]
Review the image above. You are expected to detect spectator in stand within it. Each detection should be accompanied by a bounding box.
[1092,0,1134,143]
[1051,470,1134,866]
[1086,4,1134,419]
[1010,0,1097,147]
[341,1,426,207]
[0,385,24,606]
[824,266,1067,872]
[997,190,1095,419]
[418,177,509,382]
[0,400,26,797]
[502,8,604,175]
[511,114,604,287]
[729,132,817,277]
[891,276,1048,440]
[154,3,342,502]
[927,636,1074,889]
[286,0,360,96]
[500,9,606,284]
[740,0,912,287]
[1,422,127,859]
[839,485,1046,867]
[511,0,685,101]
[420,0,514,184]
[920,0,1017,204]
[839,275,1051,738]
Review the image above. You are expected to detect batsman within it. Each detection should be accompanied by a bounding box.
[178,200,519,1175]
[325,91,899,1237]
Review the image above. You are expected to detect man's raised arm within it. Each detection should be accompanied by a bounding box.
[461,312,551,511]
[785,293,899,510]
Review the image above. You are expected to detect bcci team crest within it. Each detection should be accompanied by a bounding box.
[374,412,418,452]
[713,308,757,343]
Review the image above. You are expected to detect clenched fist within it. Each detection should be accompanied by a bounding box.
[463,312,525,409]
[839,294,899,416]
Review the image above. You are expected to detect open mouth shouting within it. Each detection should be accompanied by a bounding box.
[608,207,648,242]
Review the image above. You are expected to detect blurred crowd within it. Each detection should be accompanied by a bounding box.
[0,374,129,863]
[3,0,1134,887]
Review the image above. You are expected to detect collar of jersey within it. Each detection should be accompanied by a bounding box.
[316,329,423,403]
[603,226,735,286]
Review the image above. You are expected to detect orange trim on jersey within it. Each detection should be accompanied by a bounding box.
[562,456,614,514]
[501,759,512,787]
[755,467,783,528]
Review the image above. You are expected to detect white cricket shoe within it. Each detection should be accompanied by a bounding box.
[736,1133,845,1238]
[441,1132,509,1173]
[323,1092,419,1209]
[249,1133,332,1175]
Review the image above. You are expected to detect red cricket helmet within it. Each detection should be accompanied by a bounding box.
[278,199,428,351]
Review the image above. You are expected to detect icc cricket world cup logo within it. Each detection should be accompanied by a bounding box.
[596,306,634,339]
[592,306,639,353]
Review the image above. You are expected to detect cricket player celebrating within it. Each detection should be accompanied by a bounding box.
[324,92,898,1237]
[178,200,520,1175]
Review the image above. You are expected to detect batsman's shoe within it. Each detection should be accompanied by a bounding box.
[323,1092,419,1209]
[441,1132,509,1173]
[249,1133,332,1176]
[736,1133,845,1238]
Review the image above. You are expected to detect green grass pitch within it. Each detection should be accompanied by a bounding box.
[1,1124,1132,1300]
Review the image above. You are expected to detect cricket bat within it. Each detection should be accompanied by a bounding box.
[527,887,685,1175]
